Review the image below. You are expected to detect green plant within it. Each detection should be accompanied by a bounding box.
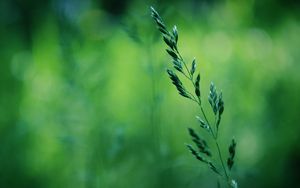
[150,7,237,188]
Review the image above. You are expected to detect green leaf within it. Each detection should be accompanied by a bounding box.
[159,27,169,35]
[196,116,209,131]
[156,20,166,30]
[218,92,224,115]
[150,7,163,24]
[227,138,237,170]
[172,25,178,43]
[216,92,224,131]
[172,58,183,72]
[190,58,196,76]
[186,144,208,163]
[166,49,178,59]
[163,36,174,49]
[166,69,191,99]
[208,82,218,115]
[195,73,200,97]
[174,65,183,73]
[188,128,211,156]
[150,6,159,18]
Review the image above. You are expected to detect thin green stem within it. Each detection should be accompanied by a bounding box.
[175,48,194,80]
[214,115,218,138]
[181,71,191,80]
[216,141,229,182]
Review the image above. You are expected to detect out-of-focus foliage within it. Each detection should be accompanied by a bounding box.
[0,0,299,187]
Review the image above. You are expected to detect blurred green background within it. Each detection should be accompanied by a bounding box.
[0,0,299,187]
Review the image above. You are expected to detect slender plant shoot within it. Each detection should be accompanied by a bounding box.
[150,7,238,188]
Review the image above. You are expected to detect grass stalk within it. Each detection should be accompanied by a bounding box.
[150,6,238,188]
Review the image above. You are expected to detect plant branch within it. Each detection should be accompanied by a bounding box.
[150,6,237,188]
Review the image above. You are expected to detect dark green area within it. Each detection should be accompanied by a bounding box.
[0,0,299,187]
